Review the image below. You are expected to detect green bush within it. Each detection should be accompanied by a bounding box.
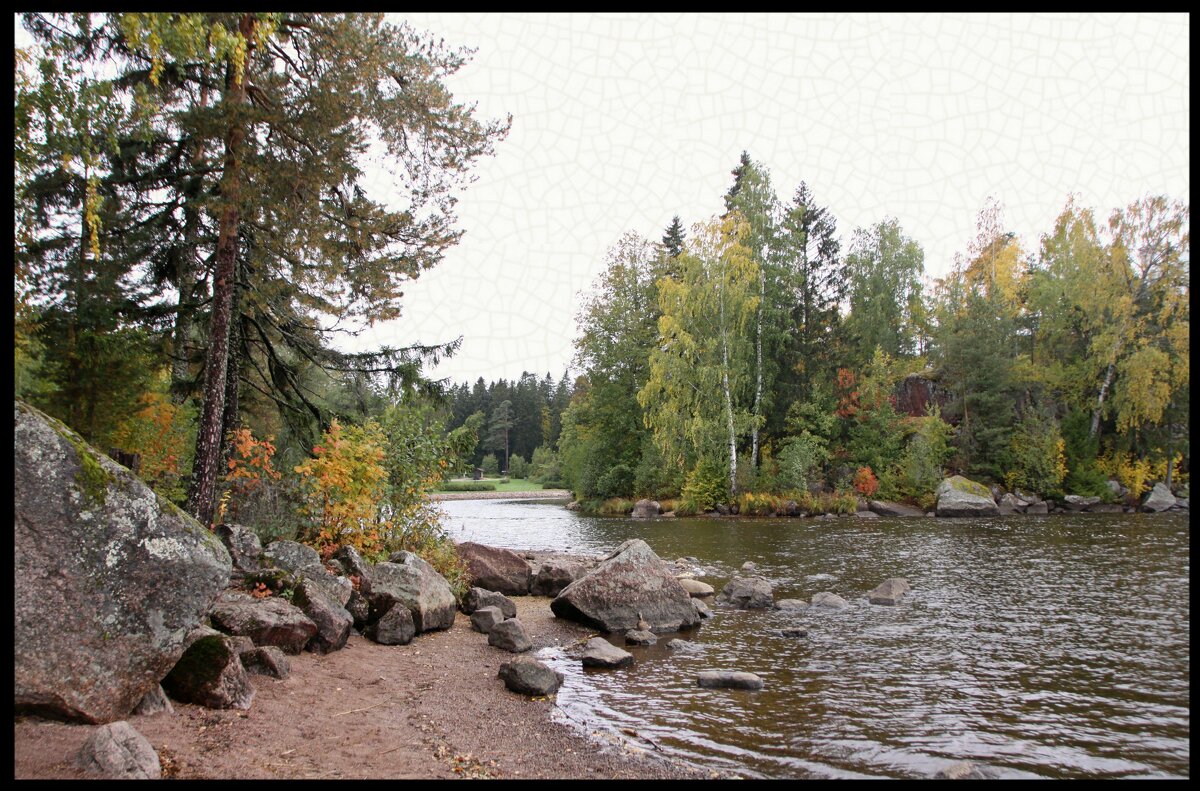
[540,480,567,489]
[678,457,728,515]
[1004,410,1067,497]
[498,477,510,484]
[480,453,500,476]
[508,454,529,479]
[439,481,497,492]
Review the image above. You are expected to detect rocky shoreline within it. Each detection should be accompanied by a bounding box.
[431,489,571,501]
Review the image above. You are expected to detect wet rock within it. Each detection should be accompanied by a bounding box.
[14,400,231,724]
[462,587,518,618]
[774,598,808,611]
[868,578,911,606]
[855,510,879,518]
[581,637,633,668]
[624,629,657,646]
[488,619,533,653]
[678,578,715,598]
[456,542,532,596]
[1025,502,1049,515]
[666,638,699,650]
[162,635,255,710]
[239,646,291,679]
[498,657,563,696]
[772,628,808,638]
[717,576,775,609]
[697,670,764,690]
[810,591,850,610]
[369,552,457,633]
[934,760,998,779]
[262,540,322,575]
[131,684,174,716]
[869,500,926,517]
[692,598,714,619]
[470,605,505,634]
[1141,482,1176,512]
[550,539,700,634]
[77,720,160,779]
[530,560,587,598]
[209,590,317,654]
[364,604,416,646]
[215,523,263,574]
[630,498,661,519]
[935,476,1000,517]
[293,578,352,654]
[997,493,1024,515]
[740,561,758,572]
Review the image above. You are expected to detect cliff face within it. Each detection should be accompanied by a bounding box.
[893,372,954,420]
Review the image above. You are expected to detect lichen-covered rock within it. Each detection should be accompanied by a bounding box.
[293,579,352,654]
[345,588,371,629]
[214,523,263,574]
[333,544,374,593]
[461,587,517,618]
[369,552,457,633]
[1142,482,1176,512]
[262,540,322,575]
[470,606,506,634]
[208,590,317,654]
[239,646,290,679]
[550,539,700,634]
[581,637,633,668]
[498,657,563,696]
[77,720,161,779]
[295,566,353,608]
[868,578,911,606]
[364,604,415,646]
[696,670,764,690]
[488,618,533,653]
[14,400,231,724]
[716,576,775,609]
[161,635,255,710]
[456,542,532,596]
[530,560,587,597]
[630,499,661,519]
[935,476,1000,517]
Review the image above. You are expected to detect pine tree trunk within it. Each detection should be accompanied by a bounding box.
[186,15,256,527]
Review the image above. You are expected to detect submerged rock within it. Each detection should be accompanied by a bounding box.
[716,576,775,609]
[810,592,850,610]
[696,670,764,690]
[868,578,911,606]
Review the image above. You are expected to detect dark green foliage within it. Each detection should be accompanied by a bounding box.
[1061,407,1111,497]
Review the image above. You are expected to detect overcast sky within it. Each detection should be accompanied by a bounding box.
[17,13,1190,387]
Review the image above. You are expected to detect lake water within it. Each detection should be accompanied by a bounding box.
[438,498,1190,779]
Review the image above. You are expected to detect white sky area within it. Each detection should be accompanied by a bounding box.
[16,13,1190,386]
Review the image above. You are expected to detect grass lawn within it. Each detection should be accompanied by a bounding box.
[437,477,550,492]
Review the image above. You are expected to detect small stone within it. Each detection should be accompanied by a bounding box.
[498,656,563,696]
[868,578,911,606]
[624,629,658,646]
[678,578,715,598]
[774,598,808,611]
[488,618,533,653]
[461,587,518,618]
[470,605,505,634]
[810,591,849,610]
[581,637,633,668]
[696,670,764,690]
[740,561,757,572]
[666,638,699,650]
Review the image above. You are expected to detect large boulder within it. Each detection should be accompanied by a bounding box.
[77,720,161,779]
[333,544,374,590]
[716,576,775,609]
[369,552,457,633]
[208,590,317,654]
[161,634,255,710]
[14,400,231,724]
[1142,482,1176,512]
[630,499,661,519]
[488,618,534,653]
[456,542,532,596]
[364,605,415,646]
[580,637,634,668]
[996,493,1024,515]
[935,476,1000,517]
[497,657,563,696]
[550,539,700,634]
[295,566,353,609]
[1063,495,1101,512]
[292,579,352,654]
